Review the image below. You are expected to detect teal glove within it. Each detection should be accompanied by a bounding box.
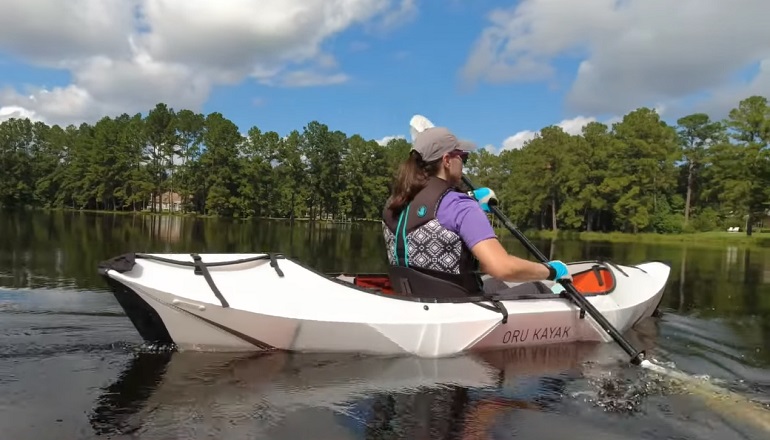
[545,260,570,281]
[471,187,498,213]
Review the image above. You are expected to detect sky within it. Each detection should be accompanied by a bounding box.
[1,0,769,153]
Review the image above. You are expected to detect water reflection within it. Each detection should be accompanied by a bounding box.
[0,211,390,290]
[83,317,770,440]
[87,343,621,439]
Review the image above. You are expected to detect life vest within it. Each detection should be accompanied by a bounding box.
[382,176,483,295]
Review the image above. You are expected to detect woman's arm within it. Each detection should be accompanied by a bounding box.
[471,238,553,282]
[439,191,569,282]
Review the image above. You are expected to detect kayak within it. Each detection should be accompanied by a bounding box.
[97,252,670,358]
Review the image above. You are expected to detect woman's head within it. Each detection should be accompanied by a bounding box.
[386,127,475,213]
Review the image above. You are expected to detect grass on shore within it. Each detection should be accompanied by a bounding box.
[516,229,770,247]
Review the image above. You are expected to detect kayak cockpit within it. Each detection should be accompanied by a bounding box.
[98,252,621,304]
[331,261,619,299]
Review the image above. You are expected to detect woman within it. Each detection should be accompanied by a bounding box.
[381,126,569,295]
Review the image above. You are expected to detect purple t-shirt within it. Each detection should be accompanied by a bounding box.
[436,191,497,249]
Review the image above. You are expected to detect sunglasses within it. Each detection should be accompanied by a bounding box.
[447,149,469,164]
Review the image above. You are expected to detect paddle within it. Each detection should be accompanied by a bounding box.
[461,174,645,365]
[462,183,770,432]
[408,114,644,364]
[408,115,770,432]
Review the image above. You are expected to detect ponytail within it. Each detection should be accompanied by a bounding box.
[386,151,441,213]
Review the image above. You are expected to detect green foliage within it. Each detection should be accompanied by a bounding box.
[676,112,725,224]
[0,104,404,221]
[1,95,769,236]
[650,198,684,234]
[466,95,769,236]
[690,207,719,232]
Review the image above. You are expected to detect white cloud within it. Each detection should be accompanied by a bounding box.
[1,85,95,124]
[0,0,412,126]
[0,105,44,123]
[462,0,770,118]
[481,144,498,154]
[136,0,390,72]
[553,115,596,136]
[371,0,419,33]
[501,130,537,151]
[376,134,406,146]
[0,0,135,65]
[500,115,598,152]
[670,58,770,120]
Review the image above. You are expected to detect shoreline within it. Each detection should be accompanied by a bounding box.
[11,207,383,223]
[515,229,770,247]
[6,207,770,246]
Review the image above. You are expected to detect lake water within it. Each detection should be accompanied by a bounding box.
[1,211,769,439]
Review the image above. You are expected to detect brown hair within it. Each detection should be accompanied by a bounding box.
[386,150,441,213]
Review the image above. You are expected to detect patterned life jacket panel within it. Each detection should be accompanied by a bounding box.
[382,177,482,294]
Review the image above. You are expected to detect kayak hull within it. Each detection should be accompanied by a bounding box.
[98,253,670,358]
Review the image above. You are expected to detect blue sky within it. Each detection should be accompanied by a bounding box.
[205,3,564,147]
[199,0,576,149]
[0,0,768,152]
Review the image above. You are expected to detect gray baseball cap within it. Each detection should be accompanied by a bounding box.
[412,127,477,162]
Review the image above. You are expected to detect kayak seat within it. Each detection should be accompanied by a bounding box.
[352,275,395,294]
[387,266,473,299]
[487,281,555,300]
[387,266,557,300]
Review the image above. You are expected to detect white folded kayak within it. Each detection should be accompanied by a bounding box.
[98,253,670,358]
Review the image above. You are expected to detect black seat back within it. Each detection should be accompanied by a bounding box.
[490,281,554,300]
[387,266,472,299]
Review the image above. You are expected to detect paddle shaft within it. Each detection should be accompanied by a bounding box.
[461,175,645,365]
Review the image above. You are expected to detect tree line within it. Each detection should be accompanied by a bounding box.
[467,95,770,235]
[0,105,411,222]
[0,96,768,234]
